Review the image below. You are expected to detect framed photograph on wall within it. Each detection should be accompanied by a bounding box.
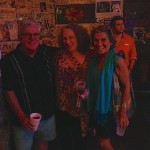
[55,4,96,24]
[95,0,123,21]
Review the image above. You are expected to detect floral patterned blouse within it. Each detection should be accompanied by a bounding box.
[54,50,90,136]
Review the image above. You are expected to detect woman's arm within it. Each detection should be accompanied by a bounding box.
[115,58,130,105]
[115,58,130,128]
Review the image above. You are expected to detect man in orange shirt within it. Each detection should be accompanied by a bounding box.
[110,16,137,74]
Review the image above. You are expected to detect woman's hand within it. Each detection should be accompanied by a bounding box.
[118,108,129,129]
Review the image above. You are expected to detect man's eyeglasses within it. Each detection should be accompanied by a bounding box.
[22,33,41,38]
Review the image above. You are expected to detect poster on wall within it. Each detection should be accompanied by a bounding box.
[95,0,123,24]
[55,4,95,24]
[0,40,20,56]
[55,0,95,5]
[0,20,18,41]
[0,8,18,41]
[0,8,16,20]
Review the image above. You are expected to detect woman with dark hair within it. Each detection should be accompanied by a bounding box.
[87,26,131,150]
[54,23,90,150]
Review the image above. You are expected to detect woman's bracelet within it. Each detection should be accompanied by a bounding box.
[121,103,127,109]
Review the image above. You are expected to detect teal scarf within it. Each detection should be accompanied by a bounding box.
[87,48,116,124]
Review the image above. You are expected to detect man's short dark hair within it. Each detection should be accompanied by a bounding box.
[110,15,124,27]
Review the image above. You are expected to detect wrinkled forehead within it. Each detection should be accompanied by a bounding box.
[23,24,40,31]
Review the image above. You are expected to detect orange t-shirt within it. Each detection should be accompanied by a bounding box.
[115,33,137,67]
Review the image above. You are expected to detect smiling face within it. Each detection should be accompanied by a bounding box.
[93,32,111,54]
[20,25,41,55]
[62,28,78,53]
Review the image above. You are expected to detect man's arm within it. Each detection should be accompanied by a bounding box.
[1,56,33,130]
[128,59,136,74]
[129,39,137,73]
[5,90,34,130]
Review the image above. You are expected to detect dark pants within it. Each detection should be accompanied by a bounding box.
[56,110,86,150]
